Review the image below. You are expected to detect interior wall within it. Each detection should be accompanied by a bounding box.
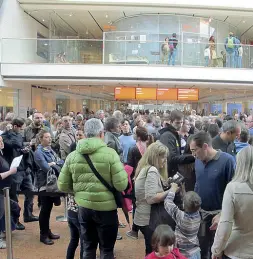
[0,0,49,63]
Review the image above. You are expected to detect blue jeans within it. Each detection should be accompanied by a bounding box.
[168,49,177,66]
[67,210,83,259]
[237,56,242,68]
[188,250,201,259]
[204,56,209,67]
[226,51,235,68]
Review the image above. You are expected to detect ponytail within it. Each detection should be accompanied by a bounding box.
[147,134,154,147]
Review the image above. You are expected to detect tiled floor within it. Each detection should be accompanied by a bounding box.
[0,196,145,259]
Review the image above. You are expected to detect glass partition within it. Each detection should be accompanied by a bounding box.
[2,38,252,69]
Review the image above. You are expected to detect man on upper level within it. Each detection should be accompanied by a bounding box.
[168,33,178,66]
[224,32,236,68]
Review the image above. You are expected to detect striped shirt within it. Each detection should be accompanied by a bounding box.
[164,191,201,257]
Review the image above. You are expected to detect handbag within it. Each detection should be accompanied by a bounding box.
[148,176,175,231]
[83,154,123,208]
[46,168,59,193]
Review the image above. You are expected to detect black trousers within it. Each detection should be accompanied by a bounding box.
[78,207,118,259]
[198,214,216,259]
[131,197,139,233]
[39,193,61,236]
[10,172,34,219]
[138,225,153,255]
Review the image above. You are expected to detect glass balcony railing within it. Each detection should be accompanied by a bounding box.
[1,38,253,69]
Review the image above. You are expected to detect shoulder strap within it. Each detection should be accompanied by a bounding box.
[83,154,114,192]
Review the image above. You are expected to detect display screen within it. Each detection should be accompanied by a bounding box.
[157,88,178,100]
[114,87,135,100]
[136,88,157,100]
[178,89,199,101]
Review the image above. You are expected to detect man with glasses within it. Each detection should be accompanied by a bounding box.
[190,131,235,259]
[159,110,195,178]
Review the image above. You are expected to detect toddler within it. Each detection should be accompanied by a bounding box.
[145,225,187,259]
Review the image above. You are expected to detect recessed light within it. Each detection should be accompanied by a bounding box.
[42,19,45,22]
[209,17,212,22]
[105,14,108,18]
[242,20,246,23]
[86,30,89,35]
[69,13,73,17]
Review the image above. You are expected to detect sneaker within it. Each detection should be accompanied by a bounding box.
[126,230,138,240]
[118,222,126,228]
[0,232,6,239]
[116,234,122,240]
[0,238,6,249]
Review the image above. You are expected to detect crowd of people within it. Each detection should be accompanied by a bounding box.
[0,107,253,259]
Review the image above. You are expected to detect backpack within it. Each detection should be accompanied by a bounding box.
[227,37,234,49]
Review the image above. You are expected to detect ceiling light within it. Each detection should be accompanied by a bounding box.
[86,30,89,35]
[69,13,73,17]
[242,20,246,23]
[105,14,108,18]
[209,17,212,23]
[42,19,45,22]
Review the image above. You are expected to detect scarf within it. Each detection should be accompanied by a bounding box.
[136,141,147,156]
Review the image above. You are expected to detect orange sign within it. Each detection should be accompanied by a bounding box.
[178,89,199,101]
[103,25,116,31]
[114,87,135,100]
[136,88,157,100]
[157,88,178,100]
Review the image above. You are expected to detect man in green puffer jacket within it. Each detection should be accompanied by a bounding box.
[58,118,128,259]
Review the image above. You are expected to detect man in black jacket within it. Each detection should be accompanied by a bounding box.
[2,118,38,230]
[212,120,240,156]
[159,110,195,177]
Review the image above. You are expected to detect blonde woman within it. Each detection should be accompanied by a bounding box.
[212,146,253,259]
[161,37,169,64]
[134,141,175,255]
[50,116,60,133]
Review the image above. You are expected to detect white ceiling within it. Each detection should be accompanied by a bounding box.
[20,5,253,39]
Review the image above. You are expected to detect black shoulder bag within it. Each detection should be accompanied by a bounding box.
[83,154,123,208]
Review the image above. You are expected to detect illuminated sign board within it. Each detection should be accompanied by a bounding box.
[114,87,135,100]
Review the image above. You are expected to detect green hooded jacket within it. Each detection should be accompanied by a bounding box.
[58,137,128,211]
